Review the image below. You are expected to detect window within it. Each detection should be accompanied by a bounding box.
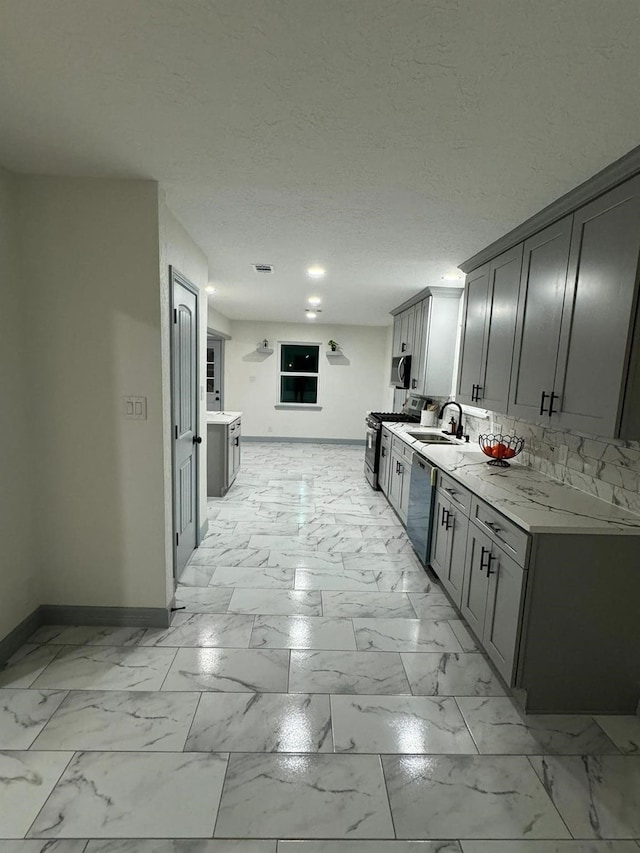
[278,342,320,405]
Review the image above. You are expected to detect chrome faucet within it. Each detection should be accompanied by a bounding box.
[438,401,464,439]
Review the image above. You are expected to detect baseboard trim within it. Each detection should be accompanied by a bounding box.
[39,604,171,630]
[242,436,365,445]
[0,607,43,666]
[199,518,209,541]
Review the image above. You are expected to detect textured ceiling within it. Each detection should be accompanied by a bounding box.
[1,1,640,324]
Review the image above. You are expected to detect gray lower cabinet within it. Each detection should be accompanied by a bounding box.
[430,490,469,608]
[460,516,527,686]
[431,473,640,712]
[379,427,392,496]
[461,521,526,684]
[388,440,412,524]
[207,417,241,497]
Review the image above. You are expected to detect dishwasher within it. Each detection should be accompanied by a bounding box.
[406,453,437,566]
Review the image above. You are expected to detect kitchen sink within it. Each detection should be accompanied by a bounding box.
[405,432,456,444]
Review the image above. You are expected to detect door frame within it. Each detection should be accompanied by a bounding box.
[206,332,225,411]
[169,265,201,582]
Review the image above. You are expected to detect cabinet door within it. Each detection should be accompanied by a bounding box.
[483,547,525,684]
[429,492,451,579]
[379,440,391,496]
[479,245,523,414]
[392,314,403,358]
[233,435,241,477]
[388,450,403,512]
[226,435,235,488]
[443,504,469,608]
[552,176,640,437]
[400,310,411,354]
[460,523,490,639]
[411,300,427,393]
[508,216,572,421]
[457,264,490,406]
[397,455,411,523]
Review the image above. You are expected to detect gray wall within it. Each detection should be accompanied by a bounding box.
[0,168,40,641]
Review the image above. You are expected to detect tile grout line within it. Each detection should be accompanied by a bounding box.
[21,748,76,840]
[525,753,577,840]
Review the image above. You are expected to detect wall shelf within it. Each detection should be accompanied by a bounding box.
[326,349,343,357]
[256,346,274,354]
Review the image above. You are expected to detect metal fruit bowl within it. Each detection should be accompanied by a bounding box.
[478,433,525,468]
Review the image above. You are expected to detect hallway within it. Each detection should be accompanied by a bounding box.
[0,442,639,849]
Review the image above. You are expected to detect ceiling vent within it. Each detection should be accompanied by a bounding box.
[253,264,274,274]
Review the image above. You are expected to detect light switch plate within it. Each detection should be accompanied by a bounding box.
[123,396,147,420]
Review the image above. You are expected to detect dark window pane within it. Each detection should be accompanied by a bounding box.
[281,345,319,373]
[280,375,318,404]
[207,364,215,378]
[207,379,214,393]
[207,348,215,363]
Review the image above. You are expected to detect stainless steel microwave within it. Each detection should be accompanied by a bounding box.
[391,355,411,389]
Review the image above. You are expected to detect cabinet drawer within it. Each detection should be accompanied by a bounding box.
[471,497,529,567]
[392,436,414,463]
[437,471,472,516]
[381,427,392,448]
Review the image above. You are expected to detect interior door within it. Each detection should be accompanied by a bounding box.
[171,269,200,578]
[206,338,223,412]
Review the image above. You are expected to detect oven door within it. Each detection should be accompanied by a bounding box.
[365,425,378,471]
[364,423,380,488]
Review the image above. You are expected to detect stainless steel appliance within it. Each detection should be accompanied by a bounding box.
[391,355,411,389]
[364,394,429,489]
[406,454,437,565]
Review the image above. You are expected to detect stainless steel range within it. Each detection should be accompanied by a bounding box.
[364,394,430,489]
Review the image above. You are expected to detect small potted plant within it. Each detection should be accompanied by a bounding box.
[328,339,339,352]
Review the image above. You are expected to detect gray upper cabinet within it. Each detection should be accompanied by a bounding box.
[480,245,523,413]
[508,216,572,421]
[410,299,427,392]
[421,291,462,397]
[457,265,490,406]
[391,288,462,397]
[552,176,640,437]
[457,245,522,412]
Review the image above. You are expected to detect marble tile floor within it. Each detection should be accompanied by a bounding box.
[0,442,639,849]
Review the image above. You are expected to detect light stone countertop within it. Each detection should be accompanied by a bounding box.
[384,422,640,536]
[206,411,242,425]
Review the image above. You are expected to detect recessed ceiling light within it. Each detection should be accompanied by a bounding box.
[307,266,326,279]
[306,311,317,319]
[441,272,463,282]
[307,296,322,306]
[205,284,216,294]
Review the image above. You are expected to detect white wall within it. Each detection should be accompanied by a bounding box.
[225,321,389,440]
[207,303,231,337]
[158,195,209,601]
[0,168,39,640]
[18,177,170,610]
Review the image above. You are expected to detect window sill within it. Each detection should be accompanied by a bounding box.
[275,404,323,410]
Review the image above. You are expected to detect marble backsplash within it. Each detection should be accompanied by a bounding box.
[462,409,640,517]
